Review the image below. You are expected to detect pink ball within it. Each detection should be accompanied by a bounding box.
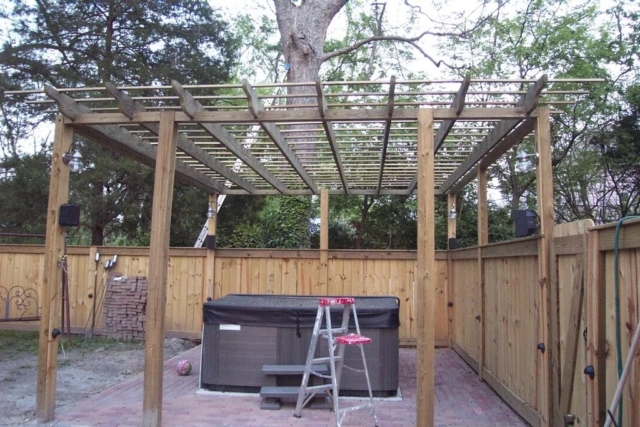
[176,359,192,376]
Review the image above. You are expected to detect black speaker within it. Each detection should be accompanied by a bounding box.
[204,235,216,250]
[448,237,458,249]
[513,209,538,238]
[59,204,80,227]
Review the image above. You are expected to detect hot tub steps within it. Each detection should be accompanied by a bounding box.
[260,364,331,410]
[262,364,330,376]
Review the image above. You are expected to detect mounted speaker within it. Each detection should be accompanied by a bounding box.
[204,235,216,250]
[59,204,80,227]
[448,237,458,250]
[513,209,538,238]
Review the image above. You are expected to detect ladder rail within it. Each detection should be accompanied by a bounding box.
[294,298,378,427]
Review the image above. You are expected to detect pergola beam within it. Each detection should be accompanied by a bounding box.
[242,80,318,194]
[434,75,472,150]
[172,81,287,194]
[447,118,536,194]
[67,107,539,126]
[438,75,547,194]
[104,83,255,193]
[376,76,396,193]
[316,79,349,193]
[406,75,470,194]
[43,86,224,194]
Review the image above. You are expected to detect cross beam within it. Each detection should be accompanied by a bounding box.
[447,119,536,194]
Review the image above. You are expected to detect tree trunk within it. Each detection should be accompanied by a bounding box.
[90,180,105,246]
[272,0,347,155]
[273,0,346,88]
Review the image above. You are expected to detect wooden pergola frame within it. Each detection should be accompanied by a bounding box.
[12,75,599,427]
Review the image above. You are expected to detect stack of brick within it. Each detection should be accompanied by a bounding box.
[103,275,148,340]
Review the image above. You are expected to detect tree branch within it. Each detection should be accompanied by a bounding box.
[321,32,462,69]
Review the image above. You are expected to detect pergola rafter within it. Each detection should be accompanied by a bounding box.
[104,83,255,193]
[438,75,548,194]
[242,79,319,194]
[172,81,287,194]
[43,85,225,194]
[316,79,349,194]
[22,75,597,197]
[376,76,396,194]
[407,75,471,194]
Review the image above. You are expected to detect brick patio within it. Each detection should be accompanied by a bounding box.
[50,346,527,427]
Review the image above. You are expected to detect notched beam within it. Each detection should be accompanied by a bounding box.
[316,79,348,194]
[172,80,287,194]
[44,85,224,194]
[439,75,548,194]
[105,82,255,193]
[407,75,470,195]
[377,76,396,194]
[448,119,535,194]
[242,79,318,194]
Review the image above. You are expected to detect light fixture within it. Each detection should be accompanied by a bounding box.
[206,204,215,219]
[515,149,539,174]
[448,204,457,220]
[62,151,83,173]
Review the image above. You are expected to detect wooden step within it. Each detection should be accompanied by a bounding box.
[259,386,332,411]
[260,385,300,398]
[262,364,329,376]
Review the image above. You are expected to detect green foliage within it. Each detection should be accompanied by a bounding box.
[216,196,267,248]
[590,84,640,218]
[0,0,239,245]
[2,0,238,87]
[261,196,313,248]
[0,151,50,240]
[439,0,639,224]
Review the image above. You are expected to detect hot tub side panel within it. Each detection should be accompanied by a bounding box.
[201,324,277,391]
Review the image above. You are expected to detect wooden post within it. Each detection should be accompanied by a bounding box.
[477,167,488,381]
[447,193,457,247]
[535,107,554,427]
[205,193,218,300]
[142,111,178,427]
[416,108,435,427]
[320,189,329,295]
[586,229,607,426]
[36,115,73,421]
[447,193,456,345]
[87,245,99,334]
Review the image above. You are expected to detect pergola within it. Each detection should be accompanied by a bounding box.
[11,75,599,427]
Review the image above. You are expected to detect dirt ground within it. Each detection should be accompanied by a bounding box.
[0,331,196,426]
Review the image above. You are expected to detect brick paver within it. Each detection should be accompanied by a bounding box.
[49,347,527,426]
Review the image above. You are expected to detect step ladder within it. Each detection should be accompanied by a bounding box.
[293,297,378,427]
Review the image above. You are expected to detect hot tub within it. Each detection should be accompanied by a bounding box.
[200,294,399,396]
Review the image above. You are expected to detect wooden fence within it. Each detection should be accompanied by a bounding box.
[449,219,640,427]
[0,246,450,344]
[4,219,638,426]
